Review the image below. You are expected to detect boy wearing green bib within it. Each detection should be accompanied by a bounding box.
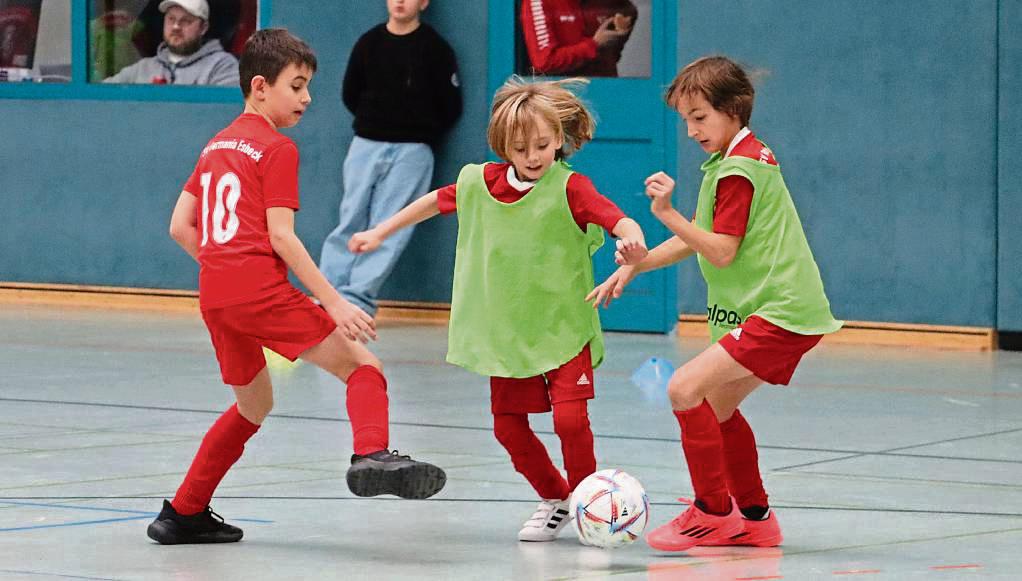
[590,56,842,551]
[348,78,649,542]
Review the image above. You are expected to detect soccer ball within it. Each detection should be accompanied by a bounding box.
[570,469,649,548]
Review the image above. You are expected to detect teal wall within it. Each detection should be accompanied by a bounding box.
[673,0,1007,328]
[1,1,1019,331]
[998,0,1022,331]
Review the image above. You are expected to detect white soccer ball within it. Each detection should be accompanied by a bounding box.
[570,469,650,548]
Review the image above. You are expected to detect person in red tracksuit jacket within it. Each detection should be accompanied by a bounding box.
[520,0,635,76]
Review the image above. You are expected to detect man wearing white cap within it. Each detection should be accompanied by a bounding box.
[105,0,239,85]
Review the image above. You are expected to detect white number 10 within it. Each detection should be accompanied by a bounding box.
[199,171,242,246]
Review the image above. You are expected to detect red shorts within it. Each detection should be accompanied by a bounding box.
[489,344,595,414]
[717,315,823,385]
[201,286,337,386]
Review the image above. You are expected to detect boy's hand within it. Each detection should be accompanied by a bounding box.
[348,229,384,254]
[615,238,648,265]
[586,266,636,309]
[324,300,377,343]
[644,172,676,216]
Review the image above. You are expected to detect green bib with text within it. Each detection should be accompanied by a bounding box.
[695,153,843,342]
[447,162,605,377]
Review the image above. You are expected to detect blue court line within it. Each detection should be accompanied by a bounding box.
[0,515,153,532]
[0,500,154,515]
[0,500,272,532]
[0,569,123,581]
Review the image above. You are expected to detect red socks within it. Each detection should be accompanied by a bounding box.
[674,400,730,515]
[492,400,596,499]
[171,365,391,516]
[493,413,571,500]
[719,409,769,510]
[346,365,390,456]
[552,399,597,491]
[172,403,260,515]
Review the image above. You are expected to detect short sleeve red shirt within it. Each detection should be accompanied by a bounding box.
[712,129,778,236]
[183,113,301,310]
[435,162,626,233]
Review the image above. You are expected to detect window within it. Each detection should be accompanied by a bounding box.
[90,0,257,86]
[0,0,71,83]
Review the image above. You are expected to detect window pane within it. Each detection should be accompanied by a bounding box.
[91,0,257,86]
[516,0,652,79]
[0,0,71,83]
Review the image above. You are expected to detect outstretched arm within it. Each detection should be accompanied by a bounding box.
[586,235,694,308]
[267,207,376,342]
[349,191,441,253]
[645,172,742,268]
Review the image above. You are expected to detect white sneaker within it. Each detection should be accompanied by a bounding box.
[518,499,572,542]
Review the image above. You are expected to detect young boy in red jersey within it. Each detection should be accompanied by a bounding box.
[147,28,445,545]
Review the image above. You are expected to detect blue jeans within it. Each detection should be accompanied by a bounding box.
[319,136,434,316]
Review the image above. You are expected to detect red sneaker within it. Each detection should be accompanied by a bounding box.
[646,498,743,552]
[701,510,783,547]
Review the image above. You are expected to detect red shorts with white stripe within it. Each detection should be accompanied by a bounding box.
[489,344,595,414]
[202,286,337,386]
[717,315,823,385]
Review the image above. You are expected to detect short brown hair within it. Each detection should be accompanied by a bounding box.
[665,56,754,126]
[239,28,317,98]
[487,77,596,161]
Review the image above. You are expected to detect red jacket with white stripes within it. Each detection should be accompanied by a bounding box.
[520,0,639,76]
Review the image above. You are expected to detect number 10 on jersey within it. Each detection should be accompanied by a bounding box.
[200,171,242,246]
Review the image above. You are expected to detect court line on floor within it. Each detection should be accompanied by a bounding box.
[2,397,1019,468]
[0,569,124,581]
[0,515,157,532]
[1,496,1019,518]
[772,425,1022,471]
[0,499,273,533]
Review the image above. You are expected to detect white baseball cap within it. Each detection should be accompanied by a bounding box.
[159,0,209,21]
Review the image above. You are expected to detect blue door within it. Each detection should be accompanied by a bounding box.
[488,0,678,333]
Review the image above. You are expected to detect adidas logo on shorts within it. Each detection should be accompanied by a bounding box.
[730,328,743,341]
[576,373,591,386]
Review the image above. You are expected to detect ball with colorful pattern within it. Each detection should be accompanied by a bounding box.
[570,468,650,548]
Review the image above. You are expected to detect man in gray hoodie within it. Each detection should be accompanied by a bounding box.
[104,0,239,86]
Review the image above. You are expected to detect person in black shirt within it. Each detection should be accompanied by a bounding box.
[320,0,462,317]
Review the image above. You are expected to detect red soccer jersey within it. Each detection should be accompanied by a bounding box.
[183,113,301,310]
[435,162,626,233]
[712,129,778,236]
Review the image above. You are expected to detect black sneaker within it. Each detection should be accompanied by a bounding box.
[146,499,244,545]
[346,449,446,499]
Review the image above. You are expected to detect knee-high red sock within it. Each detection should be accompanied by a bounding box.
[675,400,730,515]
[346,365,389,456]
[172,403,260,515]
[493,413,571,500]
[719,409,769,509]
[552,399,596,491]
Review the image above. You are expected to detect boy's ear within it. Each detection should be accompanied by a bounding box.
[250,75,267,97]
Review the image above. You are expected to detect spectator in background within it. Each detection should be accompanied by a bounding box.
[520,0,636,77]
[104,0,238,85]
[319,0,462,318]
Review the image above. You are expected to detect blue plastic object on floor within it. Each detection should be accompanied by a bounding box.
[631,356,675,401]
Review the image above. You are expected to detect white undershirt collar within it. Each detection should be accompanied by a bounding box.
[725,127,752,158]
[506,165,536,191]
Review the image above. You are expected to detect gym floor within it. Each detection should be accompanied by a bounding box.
[1,305,1019,580]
